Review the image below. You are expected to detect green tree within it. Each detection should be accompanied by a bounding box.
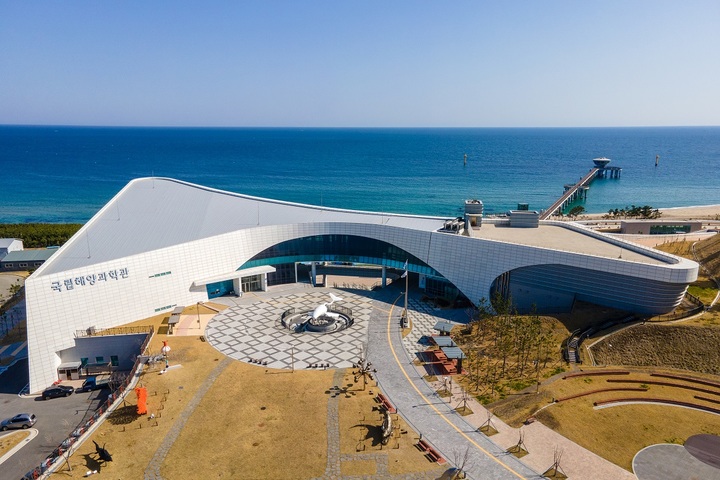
[567,206,585,219]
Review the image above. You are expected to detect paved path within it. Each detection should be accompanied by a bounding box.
[367,288,541,480]
[633,444,720,480]
[144,357,232,480]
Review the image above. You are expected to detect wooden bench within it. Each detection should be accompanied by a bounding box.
[594,397,720,415]
[376,393,397,413]
[416,439,447,465]
[607,379,720,397]
[651,372,720,390]
[442,361,457,374]
[562,370,629,380]
[555,387,648,402]
[696,395,720,405]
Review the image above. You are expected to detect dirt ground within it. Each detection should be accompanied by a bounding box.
[0,272,25,304]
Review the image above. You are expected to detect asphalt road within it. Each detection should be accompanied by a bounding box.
[0,359,110,480]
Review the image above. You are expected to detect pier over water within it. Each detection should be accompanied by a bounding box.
[539,158,621,220]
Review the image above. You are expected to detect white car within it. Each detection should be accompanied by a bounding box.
[1,413,36,430]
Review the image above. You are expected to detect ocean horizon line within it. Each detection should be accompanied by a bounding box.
[2,124,719,130]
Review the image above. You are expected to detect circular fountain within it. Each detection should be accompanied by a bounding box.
[281,293,354,334]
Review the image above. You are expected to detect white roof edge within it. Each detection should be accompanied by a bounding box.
[28,179,141,280]
[192,265,276,286]
[154,177,449,221]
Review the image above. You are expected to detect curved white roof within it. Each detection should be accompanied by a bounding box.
[35,177,446,276]
[34,177,687,277]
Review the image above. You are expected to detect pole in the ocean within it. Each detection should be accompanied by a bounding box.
[655,154,660,167]
[464,153,468,166]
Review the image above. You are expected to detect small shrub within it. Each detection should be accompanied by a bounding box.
[544,366,566,378]
[507,379,533,391]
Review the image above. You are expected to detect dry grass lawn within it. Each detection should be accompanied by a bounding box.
[162,362,333,479]
[0,430,31,458]
[49,305,439,480]
[537,402,720,471]
[590,324,720,375]
[491,369,720,470]
[336,371,441,476]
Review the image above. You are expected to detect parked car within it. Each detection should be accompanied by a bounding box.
[1,413,37,430]
[76,375,111,393]
[41,384,74,400]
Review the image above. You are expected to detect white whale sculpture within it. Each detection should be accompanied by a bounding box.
[312,293,343,320]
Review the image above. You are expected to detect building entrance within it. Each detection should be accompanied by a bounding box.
[241,274,262,293]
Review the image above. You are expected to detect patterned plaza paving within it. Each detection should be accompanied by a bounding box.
[205,289,372,370]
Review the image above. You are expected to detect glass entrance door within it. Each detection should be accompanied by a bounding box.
[241,274,262,293]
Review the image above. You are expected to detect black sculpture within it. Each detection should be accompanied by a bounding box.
[93,440,113,463]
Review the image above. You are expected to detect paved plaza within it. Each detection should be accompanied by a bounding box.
[206,288,372,370]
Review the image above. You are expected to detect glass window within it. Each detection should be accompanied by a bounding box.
[95,356,104,363]
[241,234,440,277]
[110,355,119,367]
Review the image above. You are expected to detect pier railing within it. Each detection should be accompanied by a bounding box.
[540,168,599,219]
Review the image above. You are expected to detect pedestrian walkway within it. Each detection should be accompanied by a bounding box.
[378,288,635,480]
[400,298,465,357]
[368,289,540,480]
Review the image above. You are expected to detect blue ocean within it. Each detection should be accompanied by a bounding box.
[1,126,719,224]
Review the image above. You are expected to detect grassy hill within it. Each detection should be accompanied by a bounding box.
[695,233,720,279]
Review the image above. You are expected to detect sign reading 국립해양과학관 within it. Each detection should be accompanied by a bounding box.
[50,267,129,292]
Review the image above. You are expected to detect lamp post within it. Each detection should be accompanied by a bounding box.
[401,260,409,328]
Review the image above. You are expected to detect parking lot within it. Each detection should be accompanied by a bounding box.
[0,359,110,480]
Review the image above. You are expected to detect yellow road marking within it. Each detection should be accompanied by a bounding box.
[385,296,526,479]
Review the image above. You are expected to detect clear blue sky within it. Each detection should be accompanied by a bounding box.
[1,1,718,127]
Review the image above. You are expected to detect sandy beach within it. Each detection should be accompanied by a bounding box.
[577,204,720,248]
[583,204,720,221]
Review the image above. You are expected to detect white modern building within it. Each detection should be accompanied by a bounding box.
[24,178,698,392]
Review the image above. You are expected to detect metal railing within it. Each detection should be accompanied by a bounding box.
[74,325,154,338]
